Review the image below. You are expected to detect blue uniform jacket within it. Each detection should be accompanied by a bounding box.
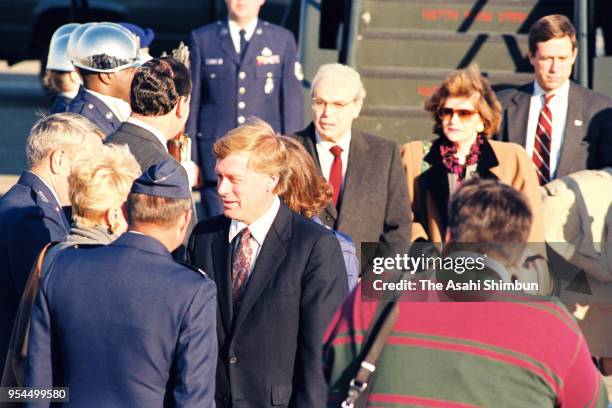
[49,95,72,114]
[186,20,304,182]
[25,232,218,407]
[66,86,121,135]
[0,171,69,375]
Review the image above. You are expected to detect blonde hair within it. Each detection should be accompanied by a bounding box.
[213,118,289,195]
[424,64,501,139]
[26,112,105,168]
[278,137,332,218]
[69,144,140,228]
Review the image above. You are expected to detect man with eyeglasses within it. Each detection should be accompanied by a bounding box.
[293,63,412,261]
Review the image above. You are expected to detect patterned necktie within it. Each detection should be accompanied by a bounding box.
[329,145,343,207]
[239,29,248,62]
[231,228,253,302]
[532,93,554,185]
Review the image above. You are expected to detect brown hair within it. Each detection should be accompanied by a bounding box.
[424,64,501,139]
[130,57,192,116]
[127,194,191,227]
[213,118,289,195]
[447,178,532,264]
[528,14,576,54]
[278,137,332,218]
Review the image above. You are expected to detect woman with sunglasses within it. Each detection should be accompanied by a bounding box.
[402,64,544,243]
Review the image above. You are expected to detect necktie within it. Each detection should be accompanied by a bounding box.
[239,29,248,62]
[231,228,253,302]
[329,145,343,207]
[532,93,554,185]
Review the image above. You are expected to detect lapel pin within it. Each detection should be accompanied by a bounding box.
[261,47,272,57]
[574,119,583,127]
[105,112,113,120]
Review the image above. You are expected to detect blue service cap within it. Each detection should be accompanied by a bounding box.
[118,22,155,48]
[131,160,191,199]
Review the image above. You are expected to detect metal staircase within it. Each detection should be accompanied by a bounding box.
[341,0,573,143]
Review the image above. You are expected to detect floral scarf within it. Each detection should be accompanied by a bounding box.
[439,135,484,179]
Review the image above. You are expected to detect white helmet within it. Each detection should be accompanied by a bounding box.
[49,23,80,50]
[46,34,74,71]
[67,22,96,63]
[72,22,140,73]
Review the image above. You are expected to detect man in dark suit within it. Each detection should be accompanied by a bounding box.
[188,121,348,407]
[106,57,198,246]
[293,63,411,259]
[26,160,217,407]
[186,0,304,219]
[496,14,612,182]
[67,22,140,135]
[0,113,103,375]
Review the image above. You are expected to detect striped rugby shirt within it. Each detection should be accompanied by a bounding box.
[323,284,608,407]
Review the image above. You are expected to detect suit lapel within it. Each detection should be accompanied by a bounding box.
[218,22,240,66]
[336,129,369,227]
[121,122,167,153]
[212,229,233,335]
[232,205,291,331]
[507,83,533,146]
[295,124,338,225]
[557,82,585,177]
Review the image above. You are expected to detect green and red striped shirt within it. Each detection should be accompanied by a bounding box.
[323,284,608,407]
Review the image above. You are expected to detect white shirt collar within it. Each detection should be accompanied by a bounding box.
[85,88,131,122]
[126,116,169,152]
[61,89,79,99]
[533,79,570,99]
[315,129,352,152]
[26,170,63,207]
[228,18,259,53]
[228,196,280,246]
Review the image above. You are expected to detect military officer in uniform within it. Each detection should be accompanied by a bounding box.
[26,160,217,407]
[67,22,141,135]
[187,0,304,218]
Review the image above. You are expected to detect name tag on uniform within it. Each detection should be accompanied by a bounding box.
[256,55,280,65]
[205,58,223,65]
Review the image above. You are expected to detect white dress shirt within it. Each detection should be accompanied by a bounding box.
[228,196,280,275]
[228,18,258,54]
[526,80,570,179]
[126,116,169,152]
[315,130,352,188]
[85,88,131,122]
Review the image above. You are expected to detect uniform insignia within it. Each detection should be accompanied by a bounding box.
[221,28,229,35]
[265,77,274,94]
[294,62,304,81]
[256,28,263,35]
[261,47,272,57]
[105,112,113,120]
[87,103,94,109]
[205,58,223,65]
[574,119,583,127]
[37,191,49,203]
[256,55,280,65]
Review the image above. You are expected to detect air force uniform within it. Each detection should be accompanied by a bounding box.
[187,19,304,217]
[25,161,217,407]
[0,171,70,375]
[66,86,122,135]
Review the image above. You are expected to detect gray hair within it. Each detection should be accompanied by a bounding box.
[310,63,366,102]
[26,113,104,168]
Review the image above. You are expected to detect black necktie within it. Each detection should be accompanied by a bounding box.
[239,29,248,62]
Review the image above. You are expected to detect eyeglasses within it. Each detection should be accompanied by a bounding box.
[437,107,478,122]
[312,98,354,112]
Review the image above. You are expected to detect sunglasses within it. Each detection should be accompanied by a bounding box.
[437,107,478,122]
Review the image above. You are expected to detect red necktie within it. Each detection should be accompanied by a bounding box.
[532,94,554,185]
[329,145,343,207]
[231,228,253,302]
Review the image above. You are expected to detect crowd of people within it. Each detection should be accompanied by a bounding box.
[0,1,610,406]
